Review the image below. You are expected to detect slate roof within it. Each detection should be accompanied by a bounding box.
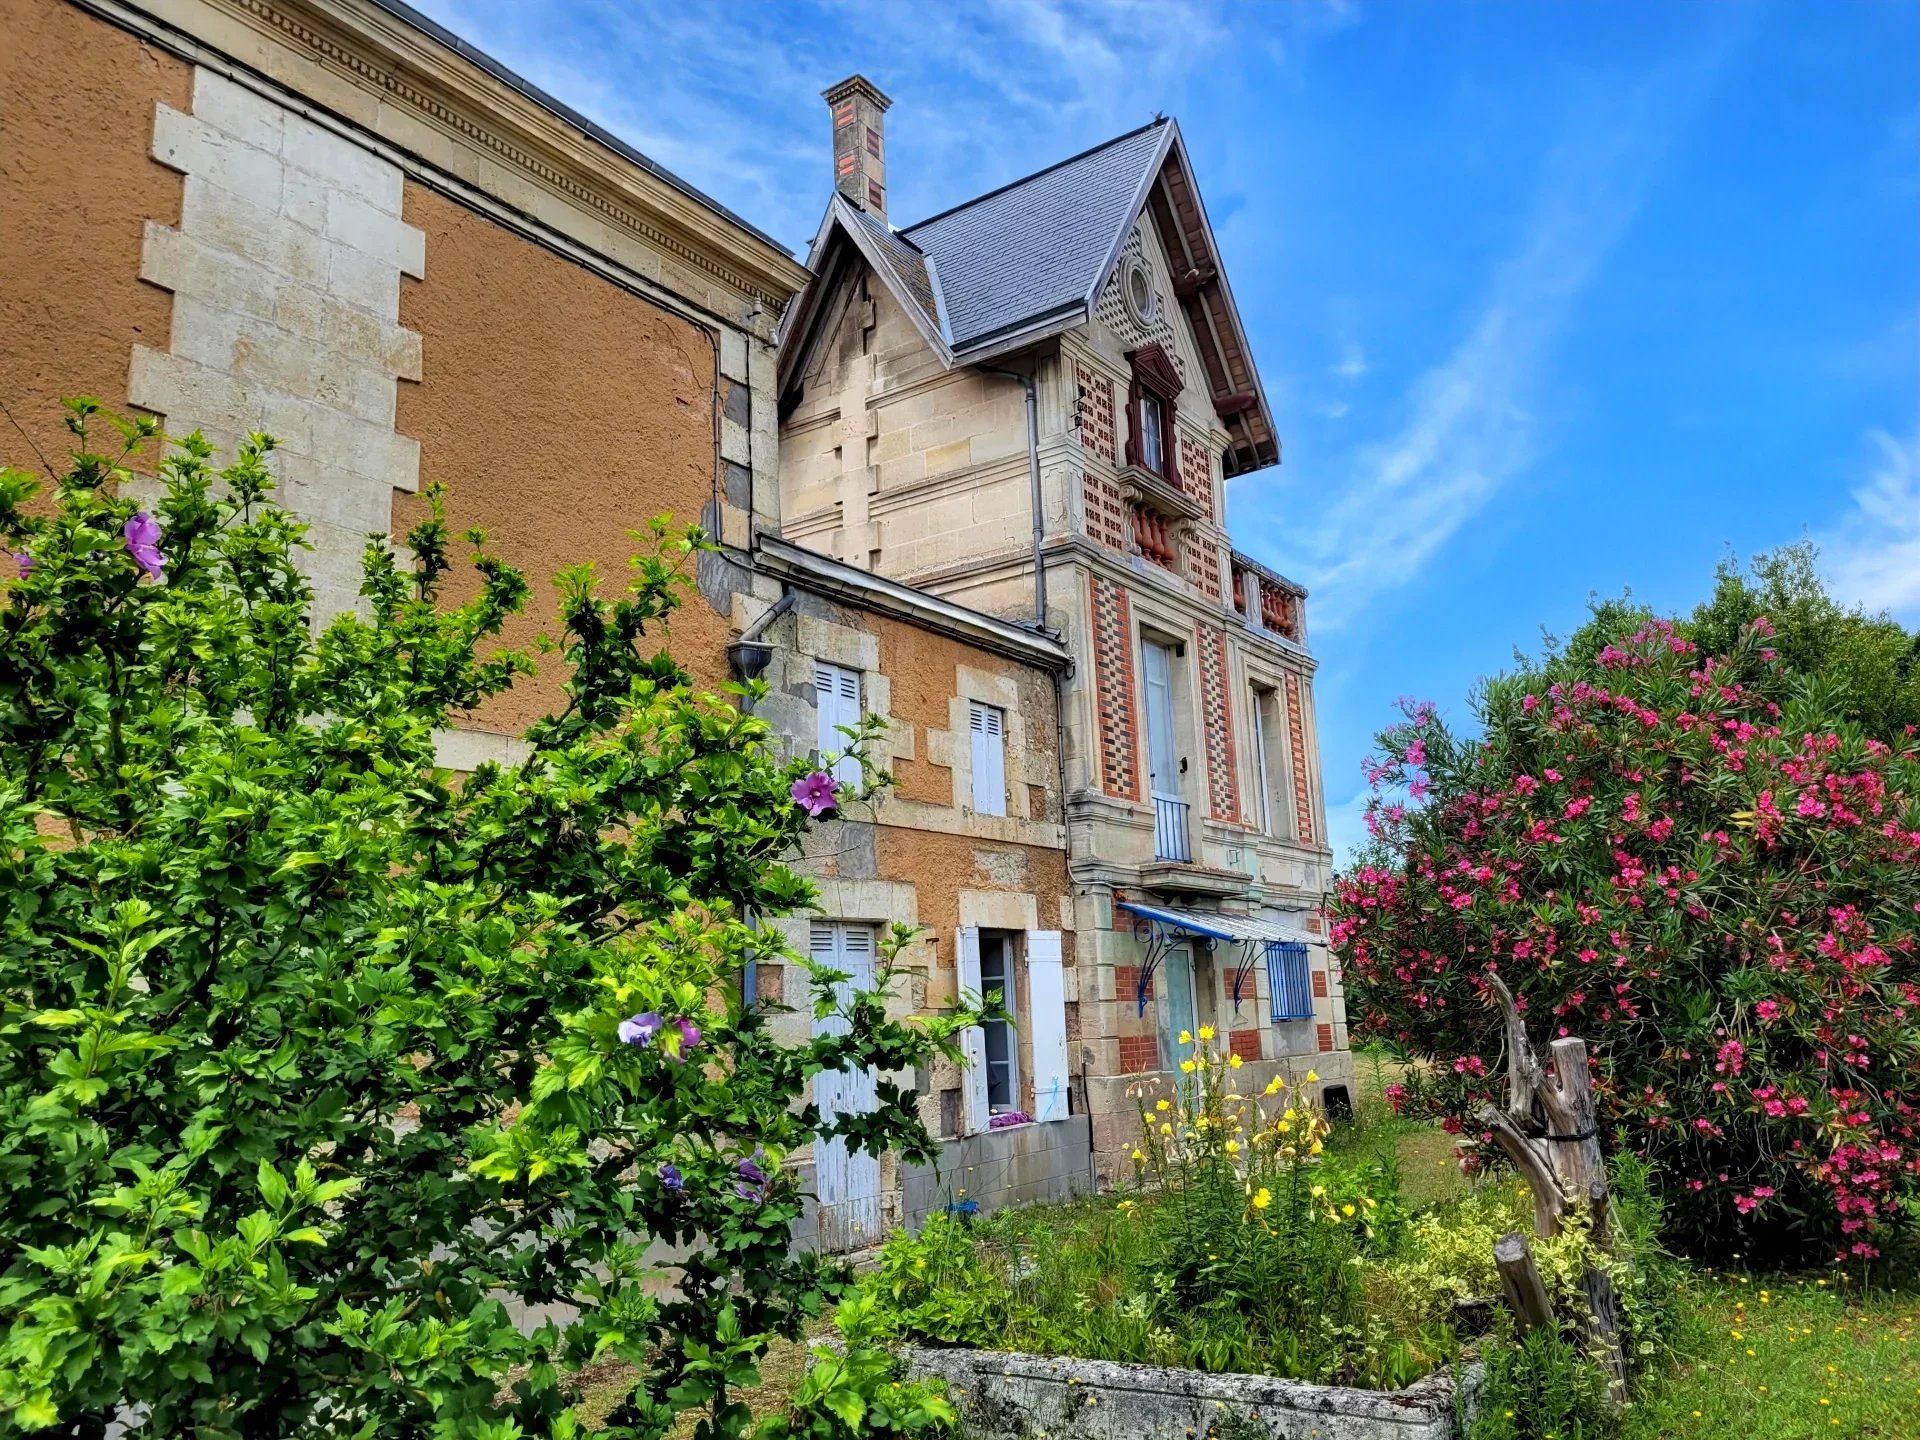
[899,120,1168,350]
[844,207,941,334]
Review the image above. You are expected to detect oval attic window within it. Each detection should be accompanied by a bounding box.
[1124,259,1158,326]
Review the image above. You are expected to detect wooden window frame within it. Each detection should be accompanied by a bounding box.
[1124,343,1185,488]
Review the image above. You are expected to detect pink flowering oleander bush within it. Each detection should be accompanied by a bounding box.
[1335,612,1920,1263]
[0,402,968,1439]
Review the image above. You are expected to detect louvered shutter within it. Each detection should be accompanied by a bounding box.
[1267,941,1313,1022]
[814,662,863,788]
[956,926,989,1135]
[1026,930,1069,1121]
[969,703,1006,816]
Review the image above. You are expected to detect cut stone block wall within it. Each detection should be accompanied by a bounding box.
[900,1114,1093,1230]
[903,1346,1479,1440]
[135,67,424,620]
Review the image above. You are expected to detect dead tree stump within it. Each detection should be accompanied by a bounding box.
[1477,973,1627,1405]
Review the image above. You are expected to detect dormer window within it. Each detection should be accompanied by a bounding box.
[1124,343,1184,489]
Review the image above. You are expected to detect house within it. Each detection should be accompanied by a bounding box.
[1,2,1092,1246]
[777,78,1352,1178]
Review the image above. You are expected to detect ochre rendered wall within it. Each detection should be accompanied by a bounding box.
[0,0,186,472]
[393,181,728,734]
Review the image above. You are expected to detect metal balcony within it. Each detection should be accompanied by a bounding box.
[1152,795,1191,863]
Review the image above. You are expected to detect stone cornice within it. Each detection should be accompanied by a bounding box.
[121,0,810,310]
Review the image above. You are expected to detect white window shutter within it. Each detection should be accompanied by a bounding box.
[956,926,989,1135]
[815,663,864,788]
[1026,931,1069,1122]
[969,703,1006,816]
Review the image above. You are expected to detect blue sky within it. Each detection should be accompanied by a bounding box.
[414,0,1918,864]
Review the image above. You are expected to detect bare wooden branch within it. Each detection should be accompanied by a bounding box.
[1484,976,1627,1408]
[1494,1231,1554,1335]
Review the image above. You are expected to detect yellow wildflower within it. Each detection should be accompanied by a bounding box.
[1264,1076,1284,1095]
[1160,1122,1173,1135]
[1228,1053,1244,1069]
[1198,1025,1215,1042]
[1178,1029,1193,1045]
[1156,1099,1171,1113]
[1251,1187,1272,1211]
[1131,1148,1145,1162]
[1342,1203,1356,1217]
[1180,1060,1196,1074]
[1225,1139,1241,1156]
[1305,1069,1319,1083]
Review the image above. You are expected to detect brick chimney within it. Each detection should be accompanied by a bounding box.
[823,74,892,220]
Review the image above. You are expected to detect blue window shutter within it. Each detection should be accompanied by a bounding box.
[1267,942,1312,1023]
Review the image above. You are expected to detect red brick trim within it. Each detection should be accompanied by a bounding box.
[1229,1029,1261,1063]
[1311,970,1329,999]
[1074,361,1116,464]
[1316,1023,1335,1053]
[1090,575,1143,801]
[1118,1034,1159,1073]
[1195,622,1241,823]
[1284,672,1314,843]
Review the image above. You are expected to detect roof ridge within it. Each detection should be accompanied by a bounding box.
[900,116,1169,235]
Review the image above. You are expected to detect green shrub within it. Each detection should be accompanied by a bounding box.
[1467,1327,1618,1440]
[0,408,968,1437]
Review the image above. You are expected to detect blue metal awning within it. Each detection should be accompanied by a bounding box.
[1117,902,1319,1016]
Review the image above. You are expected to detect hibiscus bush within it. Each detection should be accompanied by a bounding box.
[1335,612,1920,1262]
[0,403,967,1437]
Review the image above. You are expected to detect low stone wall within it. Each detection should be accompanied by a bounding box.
[902,1345,1479,1440]
[901,1115,1094,1230]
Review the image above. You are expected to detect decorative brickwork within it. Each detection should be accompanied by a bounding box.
[1114,965,1149,1002]
[1189,538,1222,604]
[1074,361,1115,464]
[1130,504,1176,569]
[1310,969,1328,999]
[1195,623,1241,822]
[1082,470,1127,551]
[1118,1034,1160,1073]
[1229,1029,1261,1063]
[1090,576,1142,801]
[1178,432,1214,520]
[1316,1023,1335,1053]
[1283,671,1314,843]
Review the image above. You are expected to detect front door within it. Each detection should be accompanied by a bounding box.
[1142,640,1186,859]
[1160,941,1199,1085]
[810,922,882,1251]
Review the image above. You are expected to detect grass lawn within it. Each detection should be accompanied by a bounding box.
[1622,1270,1920,1439]
[574,1324,823,1434]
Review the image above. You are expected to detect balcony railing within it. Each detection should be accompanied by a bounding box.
[1152,795,1192,863]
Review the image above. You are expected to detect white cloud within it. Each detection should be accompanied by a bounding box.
[1233,61,1722,633]
[1822,425,1920,621]
[1322,786,1373,869]
[1331,342,1368,379]
[407,0,1316,254]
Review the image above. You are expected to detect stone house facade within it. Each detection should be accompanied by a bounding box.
[778,78,1351,1179]
[1,2,1090,1245]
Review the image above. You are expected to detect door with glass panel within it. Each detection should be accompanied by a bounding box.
[1142,639,1187,860]
[1159,941,1199,1086]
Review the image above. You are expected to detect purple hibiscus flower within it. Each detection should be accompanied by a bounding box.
[123,511,165,581]
[790,770,839,818]
[13,552,32,580]
[658,1162,684,1193]
[735,1155,771,1203]
[617,1012,663,1047]
[674,1017,702,1053]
